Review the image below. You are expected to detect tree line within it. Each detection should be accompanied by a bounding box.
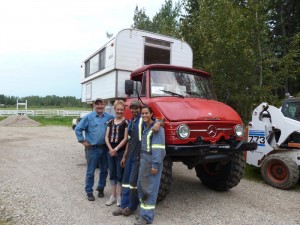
[0,94,88,108]
[132,0,300,121]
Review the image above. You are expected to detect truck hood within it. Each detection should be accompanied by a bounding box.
[154,99,241,122]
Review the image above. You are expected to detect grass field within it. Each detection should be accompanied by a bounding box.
[29,116,73,126]
[0,115,73,126]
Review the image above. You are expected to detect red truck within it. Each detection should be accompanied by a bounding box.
[124,64,257,200]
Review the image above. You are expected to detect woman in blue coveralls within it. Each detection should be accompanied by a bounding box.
[134,105,166,225]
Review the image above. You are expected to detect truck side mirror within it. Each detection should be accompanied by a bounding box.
[125,80,134,95]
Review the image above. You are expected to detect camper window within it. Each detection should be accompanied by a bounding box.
[85,48,106,77]
[89,54,99,74]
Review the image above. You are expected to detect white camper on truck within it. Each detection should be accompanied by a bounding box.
[78,28,257,201]
[80,28,193,104]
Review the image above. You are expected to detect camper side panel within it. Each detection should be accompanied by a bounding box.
[171,40,193,67]
[115,30,144,71]
[81,71,117,102]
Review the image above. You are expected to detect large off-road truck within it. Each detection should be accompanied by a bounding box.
[124,64,257,200]
[80,28,257,200]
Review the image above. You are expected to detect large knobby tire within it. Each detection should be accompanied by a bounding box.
[195,152,245,191]
[157,157,173,202]
[260,153,299,189]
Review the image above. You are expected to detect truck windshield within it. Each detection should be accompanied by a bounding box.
[150,70,216,99]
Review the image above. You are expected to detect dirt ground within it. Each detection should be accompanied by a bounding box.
[0,126,299,225]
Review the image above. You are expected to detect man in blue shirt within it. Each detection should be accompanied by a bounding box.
[75,98,114,201]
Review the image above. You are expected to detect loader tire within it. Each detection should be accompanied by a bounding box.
[195,152,245,191]
[157,157,173,202]
[261,153,299,189]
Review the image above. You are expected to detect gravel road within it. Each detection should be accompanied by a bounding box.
[0,126,299,225]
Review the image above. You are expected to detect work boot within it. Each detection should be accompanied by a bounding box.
[87,193,95,201]
[112,208,123,216]
[122,207,134,216]
[134,216,147,225]
[105,196,116,206]
[97,188,104,198]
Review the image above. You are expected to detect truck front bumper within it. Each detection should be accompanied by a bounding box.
[166,140,257,157]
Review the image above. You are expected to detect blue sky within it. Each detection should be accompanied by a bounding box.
[0,0,170,98]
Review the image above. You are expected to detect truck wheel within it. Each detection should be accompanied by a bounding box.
[157,157,173,202]
[260,153,299,189]
[195,152,245,191]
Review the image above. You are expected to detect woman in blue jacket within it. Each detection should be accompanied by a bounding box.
[135,105,165,225]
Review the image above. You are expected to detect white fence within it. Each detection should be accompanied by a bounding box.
[0,110,91,117]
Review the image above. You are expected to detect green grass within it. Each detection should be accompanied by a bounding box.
[243,164,263,182]
[0,115,75,126]
[29,116,73,126]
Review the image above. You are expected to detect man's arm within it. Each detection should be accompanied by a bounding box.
[74,116,88,143]
[152,119,163,133]
[74,115,92,148]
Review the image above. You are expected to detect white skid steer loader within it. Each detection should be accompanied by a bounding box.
[246,98,300,189]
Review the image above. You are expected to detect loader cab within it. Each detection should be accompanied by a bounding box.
[281,97,300,122]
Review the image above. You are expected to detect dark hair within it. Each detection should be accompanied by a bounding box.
[141,105,153,114]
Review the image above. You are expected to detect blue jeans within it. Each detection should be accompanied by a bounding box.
[107,150,124,185]
[120,153,139,211]
[85,145,108,193]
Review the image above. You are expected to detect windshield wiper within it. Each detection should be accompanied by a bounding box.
[185,91,211,99]
[160,90,184,98]
[185,91,202,97]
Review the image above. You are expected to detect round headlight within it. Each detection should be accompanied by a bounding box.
[234,124,244,137]
[176,124,190,139]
